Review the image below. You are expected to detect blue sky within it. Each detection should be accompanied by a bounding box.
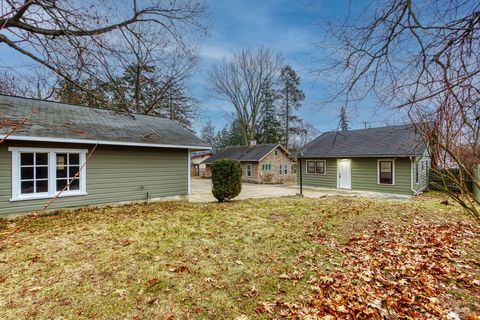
[0,0,409,133]
[192,0,408,133]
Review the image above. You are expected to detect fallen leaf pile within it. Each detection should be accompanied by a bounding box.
[258,219,480,319]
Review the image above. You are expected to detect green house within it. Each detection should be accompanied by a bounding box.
[0,95,210,217]
[295,124,429,196]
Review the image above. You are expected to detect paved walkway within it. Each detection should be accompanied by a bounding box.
[189,178,410,202]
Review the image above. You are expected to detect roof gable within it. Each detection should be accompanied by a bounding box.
[0,95,209,149]
[296,124,426,158]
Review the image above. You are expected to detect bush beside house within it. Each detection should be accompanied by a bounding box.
[212,159,242,202]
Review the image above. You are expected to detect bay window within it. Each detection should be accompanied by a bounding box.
[10,148,87,201]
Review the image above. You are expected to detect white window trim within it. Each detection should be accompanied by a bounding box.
[246,163,252,177]
[261,163,272,172]
[306,160,327,175]
[9,147,88,201]
[377,159,395,186]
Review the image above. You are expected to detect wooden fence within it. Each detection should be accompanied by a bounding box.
[429,169,474,193]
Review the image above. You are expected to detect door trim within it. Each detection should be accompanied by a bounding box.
[337,159,352,189]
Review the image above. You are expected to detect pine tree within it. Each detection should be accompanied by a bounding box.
[255,82,282,144]
[339,106,349,131]
[215,117,244,149]
[278,65,305,149]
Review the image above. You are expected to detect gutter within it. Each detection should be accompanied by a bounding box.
[0,134,211,150]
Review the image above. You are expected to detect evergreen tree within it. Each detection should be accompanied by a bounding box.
[214,117,244,149]
[278,65,305,149]
[55,63,195,128]
[55,77,110,109]
[339,106,350,131]
[255,82,282,144]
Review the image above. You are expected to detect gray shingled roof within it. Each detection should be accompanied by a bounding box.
[202,144,284,164]
[295,124,426,158]
[0,95,209,149]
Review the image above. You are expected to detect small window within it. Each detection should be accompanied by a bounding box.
[306,160,326,174]
[261,163,272,171]
[274,150,278,156]
[246,163,252,177]
[278,162,283,176]
[378,160,394,185]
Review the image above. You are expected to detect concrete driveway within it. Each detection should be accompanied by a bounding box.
[189,178,409,202]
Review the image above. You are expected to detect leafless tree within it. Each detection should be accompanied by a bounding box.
[0,70,56,98]
[208,48,284,145]
[107,24,199,124]
[0,0,206,99]
[320,0,480,222]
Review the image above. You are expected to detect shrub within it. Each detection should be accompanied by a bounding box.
[211,159,242,202]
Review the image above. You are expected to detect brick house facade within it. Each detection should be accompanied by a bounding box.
[203,144,295,184]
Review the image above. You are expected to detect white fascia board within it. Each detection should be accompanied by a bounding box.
[1,135,212,150]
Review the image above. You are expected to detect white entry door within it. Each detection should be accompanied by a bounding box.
[338,159,351,189]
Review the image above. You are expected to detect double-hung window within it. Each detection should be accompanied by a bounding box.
[284,162,288,175]
[278,161,283,176]
[378,160,394,185]
[10,147,87,201]
[246,163,252,177]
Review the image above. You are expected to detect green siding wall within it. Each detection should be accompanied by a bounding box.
[351,158,412,195]
[299,159,337,188]
[300,157,414,195]
[0,141,188,217]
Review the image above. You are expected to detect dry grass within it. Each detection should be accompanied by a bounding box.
[0,193,478,319]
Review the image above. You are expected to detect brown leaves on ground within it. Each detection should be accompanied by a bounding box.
[259,219,480,319]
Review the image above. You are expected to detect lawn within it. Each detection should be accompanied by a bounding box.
[0,194,479,319]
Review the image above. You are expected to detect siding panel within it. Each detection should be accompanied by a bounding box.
[351,158,412,195]
[0,141,188,216]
